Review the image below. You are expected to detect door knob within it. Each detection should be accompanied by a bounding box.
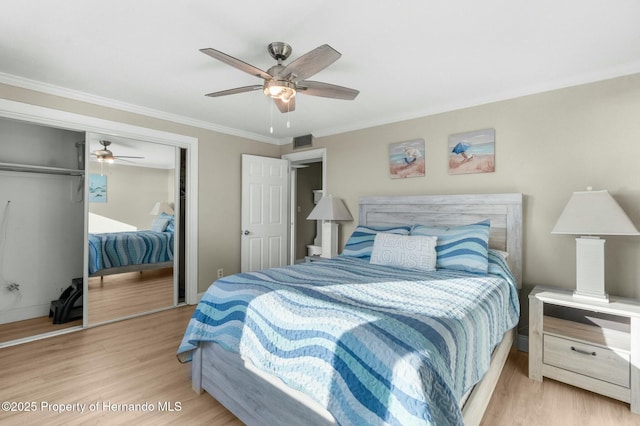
[242,230,250,235]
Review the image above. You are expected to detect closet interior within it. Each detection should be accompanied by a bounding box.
[0,117,85,342]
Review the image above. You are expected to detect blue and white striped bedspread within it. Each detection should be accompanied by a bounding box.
[177,253,519,425]
[88,230,174,275]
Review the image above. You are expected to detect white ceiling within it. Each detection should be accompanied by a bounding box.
[1,0,640,147]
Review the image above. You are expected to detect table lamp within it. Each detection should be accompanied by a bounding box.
[551,188,639,302]
[307,195,353,258]
[150,201,174,215]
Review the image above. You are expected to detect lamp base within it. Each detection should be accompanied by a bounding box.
[572,290,610,303]
[574,237,609,303]
[320,221,339,259]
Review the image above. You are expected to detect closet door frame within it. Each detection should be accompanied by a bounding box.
[0,98,199,329]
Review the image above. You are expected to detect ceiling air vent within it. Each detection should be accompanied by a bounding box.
[293,134,313,149]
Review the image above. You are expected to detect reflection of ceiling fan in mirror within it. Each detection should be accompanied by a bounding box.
[92,140,144,163]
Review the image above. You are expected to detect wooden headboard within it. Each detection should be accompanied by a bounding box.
[359,193,523,288]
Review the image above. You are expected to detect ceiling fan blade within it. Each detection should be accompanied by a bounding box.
[200,48,272,80]
[116,158,143,164]
[297,81,359,100]
[205,85,263,97]
[274,96,295,113]
[280,44,341,82]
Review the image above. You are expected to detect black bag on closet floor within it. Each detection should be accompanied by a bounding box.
[49,277,82,324]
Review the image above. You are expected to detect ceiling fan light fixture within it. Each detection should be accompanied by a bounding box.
[263,80,296,101]
[97,153,115,163]
[95,148,115,163]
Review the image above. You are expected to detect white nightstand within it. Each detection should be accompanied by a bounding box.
[304,255,329,263]
[529,285,640,414]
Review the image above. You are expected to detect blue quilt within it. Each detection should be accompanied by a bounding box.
[88,230,174,275]
[178,252,519,425]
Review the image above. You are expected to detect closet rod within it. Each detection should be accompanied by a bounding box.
[0,162,84,177]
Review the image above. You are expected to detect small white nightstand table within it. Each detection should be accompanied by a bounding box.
[529,285,640,414]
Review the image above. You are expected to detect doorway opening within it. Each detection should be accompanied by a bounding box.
[282,149,326,264]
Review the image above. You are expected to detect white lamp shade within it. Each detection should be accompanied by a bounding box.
[307,196,353,221]
[150,201,174,215]
[551,189,639,235]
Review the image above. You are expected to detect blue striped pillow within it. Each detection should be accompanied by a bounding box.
[340,225,411,260]
[411,220,491,274]
[160,212,175,232]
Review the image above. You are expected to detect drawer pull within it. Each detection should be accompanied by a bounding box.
[571,346,596,356]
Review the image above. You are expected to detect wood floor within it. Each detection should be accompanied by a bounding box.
[0,316,81,343]
[0,268,174,344]
[0,305,241,426]
[482,350,639,426]
[87,267,174,324]
[1,305,638,425]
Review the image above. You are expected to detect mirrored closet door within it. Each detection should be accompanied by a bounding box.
[85,133,181,325]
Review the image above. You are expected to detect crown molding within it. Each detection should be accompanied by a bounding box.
[3,61,640,145]
[0,72,286,145]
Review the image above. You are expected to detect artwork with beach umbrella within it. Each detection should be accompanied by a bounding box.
[389,138,425,179]
[448,128,495,175]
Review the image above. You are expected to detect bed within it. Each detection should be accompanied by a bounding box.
[178,193,523,425]
[88,229,174,277]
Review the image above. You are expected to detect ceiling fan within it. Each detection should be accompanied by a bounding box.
[91,140,144,163]
[200,42,359,113]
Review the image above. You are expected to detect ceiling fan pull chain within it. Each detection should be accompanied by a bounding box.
[269,101,274,134]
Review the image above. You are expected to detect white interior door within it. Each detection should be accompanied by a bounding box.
[241,154,289,272]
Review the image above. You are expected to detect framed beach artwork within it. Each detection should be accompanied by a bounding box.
[389,139,425,179]
[89,174,107,203]
[448,128,495,175]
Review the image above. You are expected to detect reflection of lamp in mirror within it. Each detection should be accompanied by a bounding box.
[150,201,174,216]
[551,188,639,302]
[307,195,353,258]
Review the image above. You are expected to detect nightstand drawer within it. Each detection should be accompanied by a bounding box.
[543,334,630,387]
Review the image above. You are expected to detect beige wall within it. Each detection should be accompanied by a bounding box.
[4,73,640,331]
[282,74,640,333]
[88,162,173,230]
[0,83,280,294]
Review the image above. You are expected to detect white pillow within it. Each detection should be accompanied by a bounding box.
[150,216,170,232]
[370,233,438,271]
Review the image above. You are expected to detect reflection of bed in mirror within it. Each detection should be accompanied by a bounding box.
[88,213,175,277]
[179,193,523,426]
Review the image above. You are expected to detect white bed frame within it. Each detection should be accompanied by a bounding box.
[192,193,523,426]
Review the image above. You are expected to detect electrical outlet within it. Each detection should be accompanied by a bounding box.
[217,268,224,278]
